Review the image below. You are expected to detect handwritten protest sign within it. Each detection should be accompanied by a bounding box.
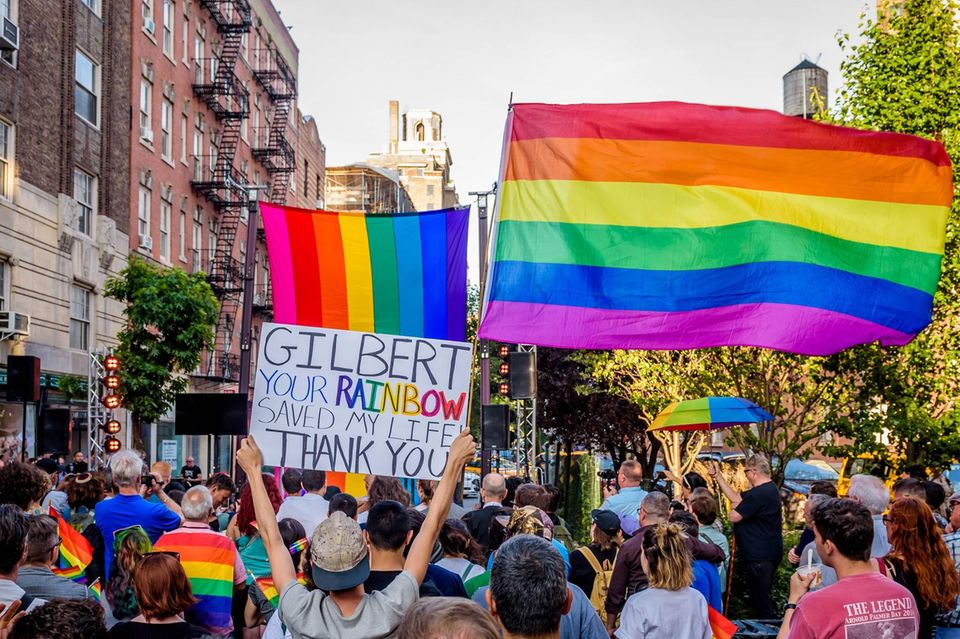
[249,322,473,480]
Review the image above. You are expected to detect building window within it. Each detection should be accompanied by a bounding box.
[316,176,322,206]
[0,0,15,67]
[415,122,425,141]
[194,37,204,83]
[80,0,99,15]
[179,113,187,163]
[192,128,202,179]
[141,0,154,34]
[178,211,186,260]
[139,78,152,142]
[73,169,95,236]
[138,187,151,240]
[161,0,174,57]
[240,33,247,61]
[159,200,171,259]
[160,98,173,160]
[192,218,202,272]
[70,286,91,351]
[181,16,188,64]
[0,120,11,200]
[0,260,7,311]
[304,160,310,197]
[426,184,435,196]
[75,50,99,126]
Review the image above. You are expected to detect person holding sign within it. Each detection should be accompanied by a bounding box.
[235,428,476,638]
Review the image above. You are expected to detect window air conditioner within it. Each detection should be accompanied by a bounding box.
[140,235,153,250]
[0,311,30,337]
[0,18,18,51]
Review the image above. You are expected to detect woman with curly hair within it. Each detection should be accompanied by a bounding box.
[883,497,960,639]
[437,518,487,582]
[104,525,152,629]
[226,474,283,598]
[358,475,410,524]
[615,522,711,639]
[0,462,49,512]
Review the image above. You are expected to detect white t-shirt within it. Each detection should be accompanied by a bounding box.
[435,557,485,582]
[278,570,418,639]
[616,587,711,639]
[276,494,329,538]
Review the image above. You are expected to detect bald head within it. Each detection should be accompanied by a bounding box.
[482,473,507,504]
[181,485,213,522]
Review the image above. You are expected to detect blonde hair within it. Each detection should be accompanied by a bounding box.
[641,523,692,590]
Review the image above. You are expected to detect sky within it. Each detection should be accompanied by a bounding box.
[274,0,869,283]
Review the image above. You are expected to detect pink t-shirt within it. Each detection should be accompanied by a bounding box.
[788,573,920,639]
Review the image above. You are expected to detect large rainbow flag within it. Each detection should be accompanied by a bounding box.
[50,508,92,582]
[260,203,470,491]
[478,102,953,356]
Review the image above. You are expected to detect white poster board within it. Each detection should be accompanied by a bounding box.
[249,323,473,480]
[161,439,178,465]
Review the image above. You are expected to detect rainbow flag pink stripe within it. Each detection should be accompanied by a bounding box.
[154,530,236,635]
[478,102,953,356]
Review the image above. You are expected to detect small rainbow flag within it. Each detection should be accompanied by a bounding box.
[288,538,308,555]
[253,572,307,609]
[709,605,737,639]
[478,102,953,356]
[87,578,102,602]
[50,508,93,582]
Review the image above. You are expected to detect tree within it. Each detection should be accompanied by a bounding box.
[824,0,960,470]
[105,257,219,448]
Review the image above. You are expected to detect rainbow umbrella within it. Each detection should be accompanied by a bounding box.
[648,396,773,432]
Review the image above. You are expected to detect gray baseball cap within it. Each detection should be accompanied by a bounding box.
[310,511,370,591]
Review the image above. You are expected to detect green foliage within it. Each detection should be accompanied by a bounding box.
[565,453,601,545]
[105,256,219,427]
[57,375,86,403]
[823,0,960,471]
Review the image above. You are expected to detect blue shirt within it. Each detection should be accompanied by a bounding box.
[95,494,181,580]
[473,581,607,639]
[426,563,468,598]
[600,486,648,536]
[691,559,722,612]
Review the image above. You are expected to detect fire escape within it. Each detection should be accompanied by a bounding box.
[190,0,251,383]
[250,44,296,323]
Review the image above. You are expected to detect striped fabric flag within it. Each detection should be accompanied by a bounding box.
[261,203,470,491]
[709,605,737,639]
[154,530,237,635]
[50,508,93,582]
[478,102,953,356]
[253,572,307,609]
[87,578,102,603]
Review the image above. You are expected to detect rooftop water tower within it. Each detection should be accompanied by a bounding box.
[783,58,828,119]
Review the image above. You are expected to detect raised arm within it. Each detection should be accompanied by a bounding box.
[708,462,742,509]
[404,429,475,584]
[236,437,297,594]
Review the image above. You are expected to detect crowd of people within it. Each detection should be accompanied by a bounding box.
[0,444,958,639]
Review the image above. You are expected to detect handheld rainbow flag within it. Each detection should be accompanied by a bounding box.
[253,572,308,609]
[88,578,102,602]
[49,508,93,582]
[478,102,953,356]
[288,537,308,555]
[709,605,738,639]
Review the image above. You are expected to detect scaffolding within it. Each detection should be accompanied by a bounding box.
[324,164,415,214]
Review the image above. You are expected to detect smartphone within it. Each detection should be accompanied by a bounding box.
[141,474,156,487]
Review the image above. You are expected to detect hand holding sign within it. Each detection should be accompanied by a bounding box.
[446,429,476,478]
[237,436,264,476]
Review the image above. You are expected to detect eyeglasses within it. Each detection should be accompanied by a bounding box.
[48,538,62,554]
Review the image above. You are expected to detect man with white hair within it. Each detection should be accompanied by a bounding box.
[154,486,246,636]
[94,449,182,579]
[809,474,891,588]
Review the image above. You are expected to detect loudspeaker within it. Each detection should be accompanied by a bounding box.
[482,404,511,450]
[40,408,71,455]
[6,356,41,402]
[175,393,248,436]
[508,351,537,400]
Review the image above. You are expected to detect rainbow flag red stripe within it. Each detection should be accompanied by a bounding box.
[709,605,737,639]
[253,572,307,609]
[154,530,237,635]
[50,508,92,581]
[478,102,953,355]
[88,578,102,603]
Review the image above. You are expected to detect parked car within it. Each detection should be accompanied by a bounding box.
[463,471,480,497]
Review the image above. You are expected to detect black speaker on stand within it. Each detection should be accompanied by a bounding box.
[508,351,537,400]
[39,408,71,455]
[7,356,40,402]
[481,404,512,450]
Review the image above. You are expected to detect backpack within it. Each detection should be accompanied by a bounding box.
[577,546,616,625]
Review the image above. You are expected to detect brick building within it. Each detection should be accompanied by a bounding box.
[366,100,459,211]
[130,0,323,469]
[0,0,131,456]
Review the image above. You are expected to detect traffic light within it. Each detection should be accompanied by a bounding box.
[104,437,121,453]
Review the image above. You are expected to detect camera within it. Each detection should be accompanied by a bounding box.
[597,469,618,482]
[141,474,156,487]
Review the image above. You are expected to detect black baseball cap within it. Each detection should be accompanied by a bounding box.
[591,509,621,536]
